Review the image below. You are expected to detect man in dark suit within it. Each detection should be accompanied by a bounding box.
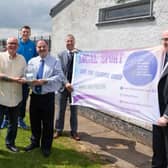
[54,34,80,141]
[152,30,168,168]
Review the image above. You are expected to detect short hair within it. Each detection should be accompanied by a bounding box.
[66,34,75,41]
[37,39,48,46]
[20,25,31,31]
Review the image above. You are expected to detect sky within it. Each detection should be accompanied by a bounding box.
[0,0,60,39]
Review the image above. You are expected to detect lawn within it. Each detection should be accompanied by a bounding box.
[0,119,102,168]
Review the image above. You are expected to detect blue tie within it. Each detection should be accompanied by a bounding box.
[35,59,44,94]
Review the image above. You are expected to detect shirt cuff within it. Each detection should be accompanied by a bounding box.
[163,114,168,120]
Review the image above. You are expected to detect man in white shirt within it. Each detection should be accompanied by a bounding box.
[0,37,26,152]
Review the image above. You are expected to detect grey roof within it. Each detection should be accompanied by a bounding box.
[49,0,74,17]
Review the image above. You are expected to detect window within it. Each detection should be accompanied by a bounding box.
[97,0,154,26]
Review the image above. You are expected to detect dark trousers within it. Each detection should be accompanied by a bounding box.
[19,84,30,119]
[55,89,77,134]
[0,107,8,122]
[0,104,20,145]
[29,92,55,150]
[152,125,168,168]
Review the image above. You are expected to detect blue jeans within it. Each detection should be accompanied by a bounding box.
[0,104,20,145]
[55,89,78,134]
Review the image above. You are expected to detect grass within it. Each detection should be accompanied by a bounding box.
[0,115,103,168]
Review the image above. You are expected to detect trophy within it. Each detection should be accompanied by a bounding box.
[24,63,36,82]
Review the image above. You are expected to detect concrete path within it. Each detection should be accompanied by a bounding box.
[62,111,152,168]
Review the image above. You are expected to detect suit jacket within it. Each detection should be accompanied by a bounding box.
[58,49,79,92]
[158,63,168,116]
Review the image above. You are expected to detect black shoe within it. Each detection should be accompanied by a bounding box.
[71,132,80,141]
[41,148,51,157]
[24,143,39,152]
[6,144,19,152]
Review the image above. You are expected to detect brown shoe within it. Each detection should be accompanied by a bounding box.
[71,133,80,141]
[53,132,62,139]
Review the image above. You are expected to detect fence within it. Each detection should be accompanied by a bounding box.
[0,35,51,52]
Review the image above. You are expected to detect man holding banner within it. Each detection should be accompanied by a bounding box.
[54,34,80,141]
[152,30,168,168]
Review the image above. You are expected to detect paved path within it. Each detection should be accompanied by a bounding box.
[62,111,152,168]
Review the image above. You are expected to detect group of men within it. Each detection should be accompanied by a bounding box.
[2,25,168,165]
[0,26,80,157]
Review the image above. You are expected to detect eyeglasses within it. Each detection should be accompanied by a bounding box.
[162,38,168,41]
[7,42,18,45]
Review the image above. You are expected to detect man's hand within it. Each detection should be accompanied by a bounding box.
[0,75,23,83]
[65,83,73,92]
[31,79,47,86]
[158,116,168,126]
[17,78,27,84]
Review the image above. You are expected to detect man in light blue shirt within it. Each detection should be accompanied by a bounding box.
[24,40,66,157]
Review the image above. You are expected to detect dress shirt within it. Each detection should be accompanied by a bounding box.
[0,51,26,107]
[28,54,65,94]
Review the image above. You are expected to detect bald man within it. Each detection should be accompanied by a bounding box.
[24,40,65,157]
[0,37,26,152]
[152,30,168,168]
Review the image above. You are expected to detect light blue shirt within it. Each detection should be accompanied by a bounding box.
[28,54,65,94]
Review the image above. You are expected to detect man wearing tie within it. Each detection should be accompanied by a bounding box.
[152,30,168,168]
[24,40,65,157]
[54,34,80,141]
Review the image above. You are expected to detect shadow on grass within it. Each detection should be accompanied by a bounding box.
[0,146,110,168]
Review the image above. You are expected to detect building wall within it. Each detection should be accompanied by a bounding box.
[51,0,168,144]
[51,0,168,54]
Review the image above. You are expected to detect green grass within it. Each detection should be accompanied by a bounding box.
[0,116,102,168]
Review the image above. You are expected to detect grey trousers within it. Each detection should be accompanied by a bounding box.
[55,89,78,134]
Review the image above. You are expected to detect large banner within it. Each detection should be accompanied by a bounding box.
[71,46,164,125]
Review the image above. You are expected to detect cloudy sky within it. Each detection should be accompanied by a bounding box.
[0,0,60,39]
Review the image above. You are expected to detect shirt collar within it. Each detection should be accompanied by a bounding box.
[19,38,30,44]
[38,54,50,61]
[6,51,17,60]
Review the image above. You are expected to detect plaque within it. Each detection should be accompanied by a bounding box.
[24,64,37,82]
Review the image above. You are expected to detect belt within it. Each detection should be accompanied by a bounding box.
[32,92,55,96]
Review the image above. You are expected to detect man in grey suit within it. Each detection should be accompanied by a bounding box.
[54,34,80,141]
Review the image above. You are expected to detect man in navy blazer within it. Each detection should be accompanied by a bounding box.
[152,30,168,168]
[54,34,80,141]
